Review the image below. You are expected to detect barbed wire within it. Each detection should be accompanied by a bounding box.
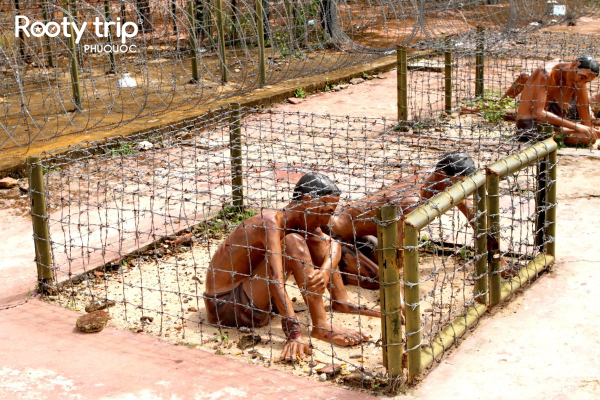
[1,1,597,152]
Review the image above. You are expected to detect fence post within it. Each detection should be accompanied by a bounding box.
[27,157,54,292]
[215,0,228,82]
[546,145,557,257]
[403,222,421,380]
[104,0,117,74]
[397,46,409,131]
[444,44,452,114]
[376,205,403,378]
[41,1,55,68]
[486,170,501,307]
[256,0,267,86]
[474,184,488,304]
[475,26,485,98]
[229,103,244,210]
[64,1,82,109]
[186,0,200,83]
[535,124,554,252]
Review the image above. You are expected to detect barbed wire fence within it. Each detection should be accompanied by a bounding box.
[25,104,557,391]
[1,0,596,152]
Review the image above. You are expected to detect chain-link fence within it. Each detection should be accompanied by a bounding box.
[25,106,557,390]
[1,1,595,152]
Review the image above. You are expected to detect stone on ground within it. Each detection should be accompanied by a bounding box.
[0,177,18,189]
[349,78,365,85]
[287,97,304,105]
[76,311,110,333]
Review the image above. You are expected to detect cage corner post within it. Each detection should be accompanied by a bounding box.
[376,205,403,379]
[397,45,409,132]
[546,138,557,258]
[256,0,267,86]
[63,0,83,110]
[475,183,488,305]
[27,156,55,293]
[229,103,245,211]
[475,26,485,99]
[486,167,501,307]
[402,220,421,381]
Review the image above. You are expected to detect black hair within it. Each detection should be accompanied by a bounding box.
[435,152,476,177]
[292,172,341,201]
[575,55,599,75]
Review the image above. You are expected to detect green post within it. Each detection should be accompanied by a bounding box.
[41,1,55,68]
[104,0,117,74]
[186,0,200,83]
[444,47,452,114]
[256,0,266,85]
[376,205,403,378]
[215,0,228,82]
[27,157,54,292]
[486,171,501,307]
[475,184,488,305]
[546,147,557,257]
[397,46,409,131]
[64,1,82,109]
[403,223,421,380]
[229,103,244,210]
[475,26,485,98]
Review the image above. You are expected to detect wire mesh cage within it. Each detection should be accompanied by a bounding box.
[26,106,556,390]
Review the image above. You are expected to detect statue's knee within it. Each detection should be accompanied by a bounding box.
[284,233,307,257]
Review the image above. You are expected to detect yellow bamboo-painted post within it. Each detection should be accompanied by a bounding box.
[229,103,244,210]
[376,205,403,378]
[403,223,421,381]
[27,157,54,292]
[41,1,55,68]
[64,0,82,109]
[535,125,553,251]
[546,147,557,257]
[444,41,452,114]
[397,46,409,131]
[486,171,501,307]
[256,0,266,85]
[475,184,488,305]
[104,0,117,74]
[475,26,485,98]
[186,0,200,83]
[215,0,228,82]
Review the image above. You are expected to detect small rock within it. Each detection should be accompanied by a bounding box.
[349,78,364,85]
[136,141,154,151]
[366,75,374,80]
[234,68,240,73]
[287,97,304,105]
[187,306,198,312]
[376,74,386,79]
[140,316,154,323]
[0,177,18,189]
[237,334,262,350]
[76,311,110,333]
[319,373,327,382]
[85,299,116,313]
[320,363,342,376]
[192,275,203,284]
[349,354,362,359]
[338,84,350,90]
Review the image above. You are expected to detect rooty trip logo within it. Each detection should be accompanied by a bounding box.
[15,16,139,53]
